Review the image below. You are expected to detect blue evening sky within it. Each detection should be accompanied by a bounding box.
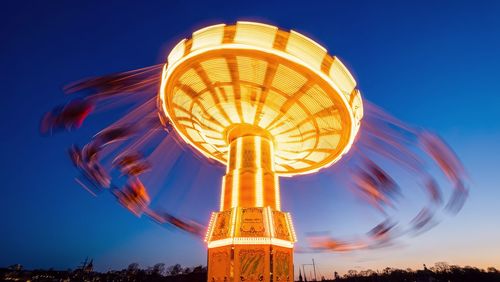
[1,0,499,277]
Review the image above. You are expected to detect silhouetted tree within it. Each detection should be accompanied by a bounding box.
[167,263,182,276]
[192,265,204,273]
[127,262,139,274]
[153,263,166,276]
[488,267,498,273]
[183,266,192,274]
[346,269,358,277]
[334,271,340,280]
[434,261,450,273]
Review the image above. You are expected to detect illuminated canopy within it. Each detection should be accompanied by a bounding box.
[160,21,363,175]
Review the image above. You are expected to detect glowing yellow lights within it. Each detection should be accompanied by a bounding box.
[267,206,276,236]
[219,177,226,211]
[161,22,363,282]
[231,137,242,208]
[205,212,217,242]
[231,173,239,208]
[160,21,363,176]
[287,30,327,71]
[221,133,280,210]
[255,169,264,207]
[274,175,281,211]
[167,39,186,67]
[254,136,264,207]
[208,238,294,249]
[285,213,297,242]
[230,206,237,237]
[205,207,297,249]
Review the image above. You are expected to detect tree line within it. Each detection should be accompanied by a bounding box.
[2,261,499,281]
[322,262,499,282]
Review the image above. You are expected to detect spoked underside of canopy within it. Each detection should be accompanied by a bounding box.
[159,22,363,176]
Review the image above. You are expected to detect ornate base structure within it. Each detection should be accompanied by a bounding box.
[206,207,295,282]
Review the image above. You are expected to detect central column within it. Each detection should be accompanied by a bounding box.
[221,131,279,211]
[205,125,296,282]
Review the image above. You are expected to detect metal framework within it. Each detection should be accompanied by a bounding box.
[159,21,363,281]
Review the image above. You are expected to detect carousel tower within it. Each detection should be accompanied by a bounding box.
[159,22,363,281]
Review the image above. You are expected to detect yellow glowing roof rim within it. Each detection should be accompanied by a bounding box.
[159,22,362,176]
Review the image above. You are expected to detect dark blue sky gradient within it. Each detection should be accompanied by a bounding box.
[1,0,500,275]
